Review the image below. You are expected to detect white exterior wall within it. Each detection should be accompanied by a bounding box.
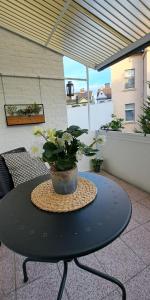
[0,28,67,153]
[67,101,113,130]
[101,131,150,193]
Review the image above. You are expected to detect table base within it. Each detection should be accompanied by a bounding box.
[22,257,126,300]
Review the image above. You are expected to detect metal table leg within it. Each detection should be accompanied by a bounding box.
[22,257,126,299]
[57,261,68,300]
[22,258,68,300]
[74,258,126,300]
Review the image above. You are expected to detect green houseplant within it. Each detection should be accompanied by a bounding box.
[33,125,104,194]
[101,114,124,131]
[91,158,103,173]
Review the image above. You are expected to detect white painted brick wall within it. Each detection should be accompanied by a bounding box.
[0,28,67,153]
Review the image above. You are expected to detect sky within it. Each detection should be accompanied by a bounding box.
[63,56,111,98]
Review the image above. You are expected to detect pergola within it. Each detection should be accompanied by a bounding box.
[0,0,149,71]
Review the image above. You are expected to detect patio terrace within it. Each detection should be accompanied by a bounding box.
[0,1,150,299]
[1,171,150,300]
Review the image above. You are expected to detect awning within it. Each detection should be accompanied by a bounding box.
[0,0,149,70]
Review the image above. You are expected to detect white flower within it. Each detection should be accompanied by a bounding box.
[46,129,56,144]
[33,126,44,136]
[62,132,73,145]
[30,145,43,158]
[76,149,83,161]
[57,137,65,147]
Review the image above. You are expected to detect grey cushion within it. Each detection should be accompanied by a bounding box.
[2,152,49,187]
[0,147,26,199]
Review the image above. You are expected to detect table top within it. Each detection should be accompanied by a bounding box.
[0,172,132,261]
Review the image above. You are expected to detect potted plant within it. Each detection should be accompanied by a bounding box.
[33,125,104,194]
[91,158,103,173]
[101,114,124,131]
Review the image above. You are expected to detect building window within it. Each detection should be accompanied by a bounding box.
[125,103,135,121]
[124,69,135,89]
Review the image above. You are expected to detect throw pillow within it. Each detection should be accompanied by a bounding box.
[2,152,49,187]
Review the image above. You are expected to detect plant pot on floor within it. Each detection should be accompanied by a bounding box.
[91,159,103,173]
[50,166,78,195]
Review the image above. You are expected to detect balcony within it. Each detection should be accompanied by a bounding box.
[0,1,150,299]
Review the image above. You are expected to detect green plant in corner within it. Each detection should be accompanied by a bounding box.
[91,158,103,173]
[101,114,124,131]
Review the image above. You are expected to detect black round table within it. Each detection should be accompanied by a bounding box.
[0,172,131,300]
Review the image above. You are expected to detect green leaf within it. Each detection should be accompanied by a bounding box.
[67,125,88,137]
[55,158,76,171]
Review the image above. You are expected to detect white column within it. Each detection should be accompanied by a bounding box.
[86,66,90,130]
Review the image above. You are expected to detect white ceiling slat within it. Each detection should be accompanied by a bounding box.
[127,0,150,20]
[50,31,113,59]
[49,40,98,66]
[69,2,131,45]
[0,19,48,43]
[47,44,95,68]
[0,0,149,69]
[101,0,149,33]
[0,2,120,55]
[0,2,57,28]
[60,13,125,49]
[0,22,46,44]
[75,0,144,40]
[50,36,101,64]
[96,32,150,71]
[0,13,52,38]
[45,0,72,46]
[113,0,150,28]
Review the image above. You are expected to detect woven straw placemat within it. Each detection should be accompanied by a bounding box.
[31,177,97,213]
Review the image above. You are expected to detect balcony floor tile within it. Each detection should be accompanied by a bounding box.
[95,238,145,283]
[121,226,150,265]
[125,266,150,300]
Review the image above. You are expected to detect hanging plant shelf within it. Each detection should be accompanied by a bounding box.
[6,115,45,126]
[4,104,45,126]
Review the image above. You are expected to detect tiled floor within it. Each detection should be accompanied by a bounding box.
[0,172,150,300]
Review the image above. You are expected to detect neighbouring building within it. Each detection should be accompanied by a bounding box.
[97,83,111,103]
[67,88,94,106]
[111,47,150,132]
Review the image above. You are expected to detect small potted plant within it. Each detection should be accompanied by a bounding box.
[101,114,124,131]
[33,126,104,195]
[91,158,103,173]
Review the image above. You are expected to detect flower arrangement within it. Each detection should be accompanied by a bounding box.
[33,125,104,171]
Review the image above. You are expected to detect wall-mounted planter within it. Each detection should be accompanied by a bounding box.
[4,104,45,126]
[6,115,45,126]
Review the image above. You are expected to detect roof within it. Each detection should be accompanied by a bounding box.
[74,90,92,99]
[79,98,88,103]
[0,0,149,70]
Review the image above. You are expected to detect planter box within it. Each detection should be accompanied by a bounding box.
[6,115,45,126]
